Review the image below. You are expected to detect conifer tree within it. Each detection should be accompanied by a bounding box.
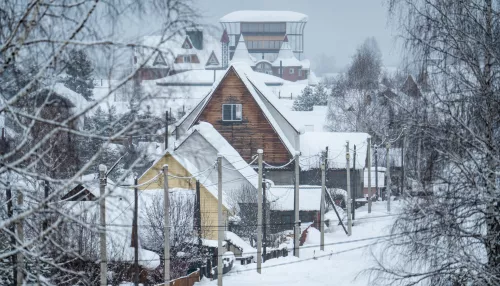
[63,49,95,100]
[292,86,315,111]
[313,83,328,106]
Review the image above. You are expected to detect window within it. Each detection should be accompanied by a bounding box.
[222,104,242,121]
[298,69,302,77]
[289,68,295,74]
[183,55,191,63]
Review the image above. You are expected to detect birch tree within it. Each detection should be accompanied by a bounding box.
[0,0,199,284]
[371,1,500,285]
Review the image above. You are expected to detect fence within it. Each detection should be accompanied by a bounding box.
[157,270,200,286]
[263,248,288,262]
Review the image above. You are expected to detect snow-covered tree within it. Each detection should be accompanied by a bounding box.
[292,86,315,111]
[63,49,95,101]
[0,0,199,284]
[347,37,382,91]
[313,83,328,106]
[369,1,500,285]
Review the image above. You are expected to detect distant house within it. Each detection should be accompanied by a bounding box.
[139,121,258,240]
[267,185,325,234]
[230,34,310,82]
[59,177,161,283]
[300,132,370,199]
[134,28,223,81]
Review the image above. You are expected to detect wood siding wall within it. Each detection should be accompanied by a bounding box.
[138,154,227,240]
[197,69,291,165]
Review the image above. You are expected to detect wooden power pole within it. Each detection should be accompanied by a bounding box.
[16,190,24,286]
[217,155,223,285]
[133,177,139,286]
[346,142,352,236]
[99,164,107,286]
[257,149,263,273]
[163,165,170,283]
[320,161,326,250]
[367,138,372,213]
[386,143,391,212]
[294,151,300,257]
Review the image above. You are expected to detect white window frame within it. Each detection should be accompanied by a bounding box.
[289,68,295,74]
[222,104,242,122]
[183,55,191,63]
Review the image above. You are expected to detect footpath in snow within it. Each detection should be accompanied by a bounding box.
[197,201,400,286]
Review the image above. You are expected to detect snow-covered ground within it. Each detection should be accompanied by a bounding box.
[197,201,400,286]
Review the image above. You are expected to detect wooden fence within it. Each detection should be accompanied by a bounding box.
[157,270,200,286]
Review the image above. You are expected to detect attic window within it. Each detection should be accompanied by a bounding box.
[222,104,242,121]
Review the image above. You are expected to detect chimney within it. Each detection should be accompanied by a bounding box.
[280,60,283,78]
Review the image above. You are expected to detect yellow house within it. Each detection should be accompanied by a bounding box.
[138,122,258,240]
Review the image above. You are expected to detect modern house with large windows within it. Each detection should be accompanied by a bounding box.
[220,11,308,62]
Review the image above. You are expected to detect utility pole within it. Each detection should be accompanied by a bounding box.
[164,110,169,150]
[294,151,300,257]
[352,145,357,221]
[163,164,170,283]
[196,180,202,247]
[256,149,263,273]
[367,138,372,213]
[401,133,405,198]
[217,155,223,285]
[320,161,326,251]
[133,177,139,286]
[375,146,379,200]
[7,183,17,282]
[16,190,24,286]
[386,143,391,212]
[99,164,107,286]
[262,164,267,260]
[346,141,352,236]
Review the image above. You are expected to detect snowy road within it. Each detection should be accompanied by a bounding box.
[197,201,399,286]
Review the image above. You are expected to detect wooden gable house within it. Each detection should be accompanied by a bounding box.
[139,122,258,240]
[173,63,300,168]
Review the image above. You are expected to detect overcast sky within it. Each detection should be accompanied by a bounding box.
[197,0,401,71]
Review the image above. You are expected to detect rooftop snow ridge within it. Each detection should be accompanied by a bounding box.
[220,11,308,22]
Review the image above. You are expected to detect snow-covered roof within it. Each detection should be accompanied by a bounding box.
[220,11,308,22]
[176,63,300,155]
[225,231,256,257]
[45,83,88,112]
[283,106,328,132]
[145,122,258,210]
[230,35,255,66]
[300,132,370,170]
[136,33,222,70]
[268,185,322,211]
[60,183,162,270]
[156,69,226,85]
[272,41,302,67]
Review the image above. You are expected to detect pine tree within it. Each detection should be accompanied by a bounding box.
[63,49,94,100]
[313,83,328,106]
[292,86,315,111]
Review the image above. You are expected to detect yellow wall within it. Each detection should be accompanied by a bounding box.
[138,153,228,240]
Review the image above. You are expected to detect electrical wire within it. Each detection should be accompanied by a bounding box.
[262,158,296,169]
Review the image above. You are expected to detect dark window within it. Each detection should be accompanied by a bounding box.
[222,104,242,121]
